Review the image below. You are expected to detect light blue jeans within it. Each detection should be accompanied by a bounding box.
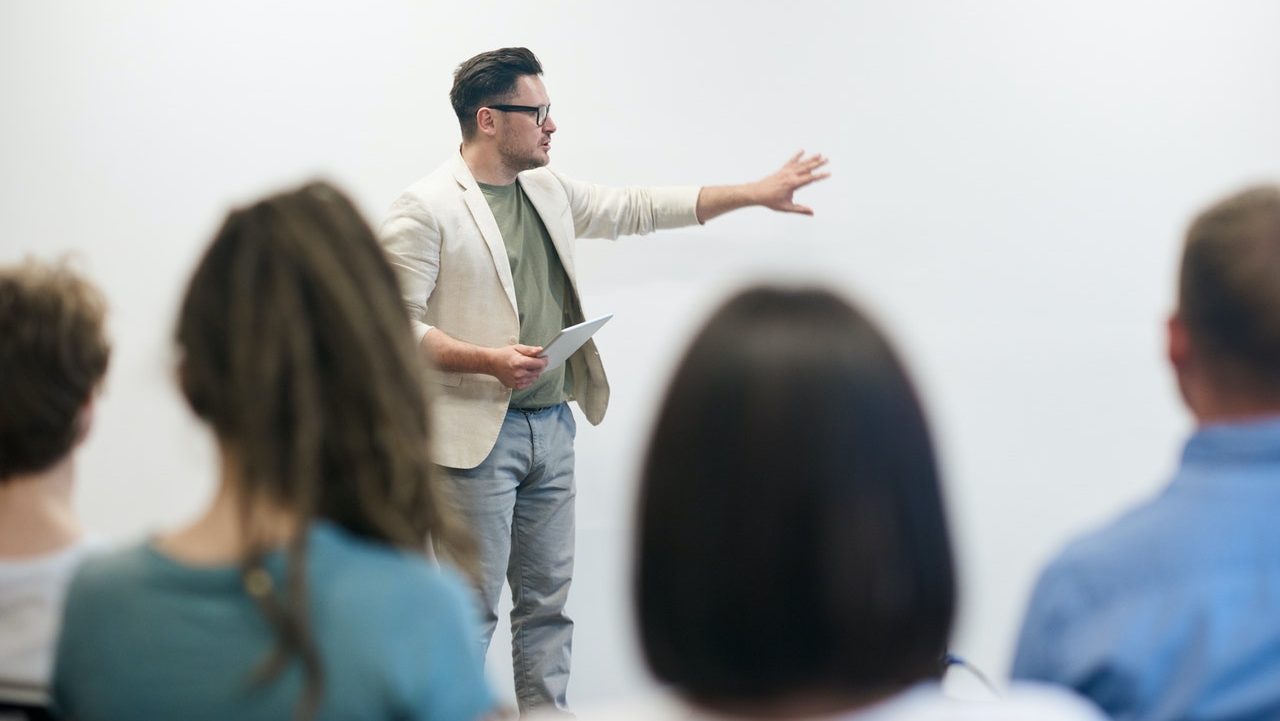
[441,403,576,714]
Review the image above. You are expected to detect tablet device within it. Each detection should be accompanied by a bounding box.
[537,314,613,371]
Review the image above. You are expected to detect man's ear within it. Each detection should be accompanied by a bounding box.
[1167,310,1204,415]
[1167,311,1191,373]
[476,107,497,136]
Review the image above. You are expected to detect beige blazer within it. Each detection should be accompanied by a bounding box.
[380,152,700,469]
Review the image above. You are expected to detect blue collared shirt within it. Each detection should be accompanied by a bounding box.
[1012,417,1280,721]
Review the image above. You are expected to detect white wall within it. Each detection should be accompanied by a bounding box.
[3,0,1279,708]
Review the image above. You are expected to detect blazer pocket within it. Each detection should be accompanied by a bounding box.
[435,370,464,387]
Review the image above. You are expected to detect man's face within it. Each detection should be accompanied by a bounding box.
[495,74,556,172]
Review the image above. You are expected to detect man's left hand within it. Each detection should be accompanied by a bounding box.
[694,151,831,223]
[752,151,830,216]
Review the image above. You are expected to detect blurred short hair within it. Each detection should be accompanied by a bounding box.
[1179,184,1280,396]
[636,286,955,705]
[0,259,110,480]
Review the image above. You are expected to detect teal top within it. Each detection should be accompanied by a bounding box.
[52,522,493,721]
[479,179,573,409]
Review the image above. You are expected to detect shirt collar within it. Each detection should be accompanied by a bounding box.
[1182,415,1280,467]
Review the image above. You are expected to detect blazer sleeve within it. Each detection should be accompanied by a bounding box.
[379,194,443,346]
[551,170,701,240]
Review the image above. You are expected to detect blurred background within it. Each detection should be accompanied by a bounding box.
[3,0,1279,708]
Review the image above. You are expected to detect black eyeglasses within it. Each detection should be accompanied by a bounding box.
[487,104,551,127]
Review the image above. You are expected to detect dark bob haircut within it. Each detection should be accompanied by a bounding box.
[450,47,543,140]
[636,286,955,705]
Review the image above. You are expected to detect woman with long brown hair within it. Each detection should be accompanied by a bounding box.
[51,182,493,721]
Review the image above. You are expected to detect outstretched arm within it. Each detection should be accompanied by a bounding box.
[695,151,829,223]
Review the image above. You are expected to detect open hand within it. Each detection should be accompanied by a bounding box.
[754,151,830,215]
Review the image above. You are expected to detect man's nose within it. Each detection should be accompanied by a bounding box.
[543,114,556,133]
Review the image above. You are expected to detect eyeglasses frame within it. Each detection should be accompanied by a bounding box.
[486,104,551,127]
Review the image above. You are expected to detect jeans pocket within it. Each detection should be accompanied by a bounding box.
[560,403,577,440]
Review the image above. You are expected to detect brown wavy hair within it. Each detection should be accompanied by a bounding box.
[0,259,110,481]
[175,181,474,719]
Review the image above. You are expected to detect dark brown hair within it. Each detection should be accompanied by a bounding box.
[175,181,473,718]
[1179,184,1280,397]
[637,286,955,707]
[450,47,543,140]
[0,259,110,481]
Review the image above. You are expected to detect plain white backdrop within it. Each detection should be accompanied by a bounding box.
[3,0,1279,709]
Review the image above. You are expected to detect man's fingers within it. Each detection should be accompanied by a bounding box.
[515,362,546,376]
[797,157,828,175]
[784,203,814,215]
[794,171,831,188]
[514,344,544,357]
[511,369,543,388]
[517,360,546,375]
[787,152,824,168]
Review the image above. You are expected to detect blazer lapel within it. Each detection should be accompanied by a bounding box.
[452,155,519,315]
[518,173,578,288]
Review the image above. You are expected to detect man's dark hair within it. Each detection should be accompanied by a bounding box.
[1179,184,1280,397]
[450,47,543,140]
[636,286,956,707]
[0,259,110,481]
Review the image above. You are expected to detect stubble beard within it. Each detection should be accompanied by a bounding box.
[498,135,549,173]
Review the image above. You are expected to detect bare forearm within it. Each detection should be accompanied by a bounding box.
[695,183,761,224]
[421,328,496,375]
[695,151,829,223]
[420,328,549,390]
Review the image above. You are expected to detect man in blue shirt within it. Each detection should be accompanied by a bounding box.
[1012,185,1280,721]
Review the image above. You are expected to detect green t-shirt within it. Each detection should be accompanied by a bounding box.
[479,180,574,409]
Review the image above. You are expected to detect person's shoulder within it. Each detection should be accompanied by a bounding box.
[538,692,688,721]
[1035,487,1180,592]
[388,158,464,212]
[871,683,1104,721]
[0,537,95,580]
[519,166,573,198]
[58,541,157,628]
[308,523,467,609]
[67,541,153,589]
[991,682,1107,720]
[412,160,460,193]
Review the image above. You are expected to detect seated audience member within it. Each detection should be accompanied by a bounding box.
[51,182,495,721]
[600,286,1103,721]
[0,260,109,707]
[1013,185,1280,720]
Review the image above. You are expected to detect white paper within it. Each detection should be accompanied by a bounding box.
[536,314,613,371]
